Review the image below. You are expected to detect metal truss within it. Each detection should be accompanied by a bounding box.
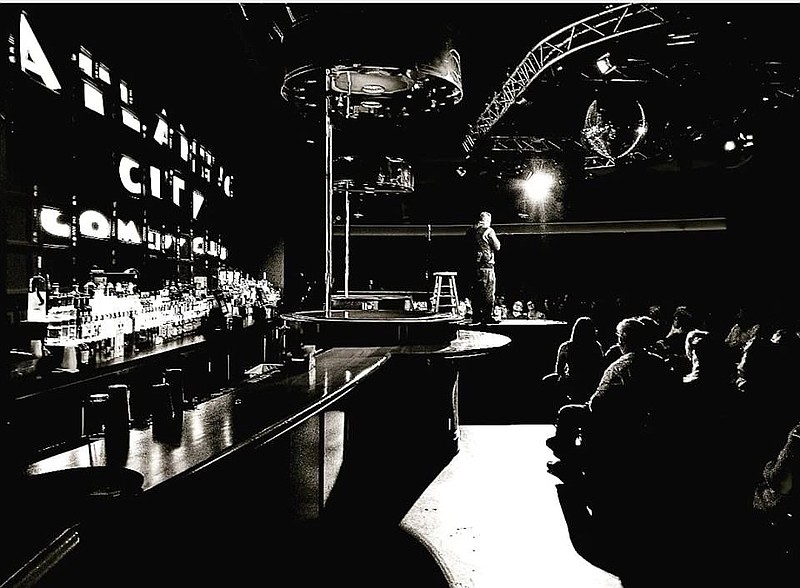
[490,136,566,153]
[462,3,665,153]
[583,149,650,175]
[490,136,649,176]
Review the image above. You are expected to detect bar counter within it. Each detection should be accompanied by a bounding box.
[6,329,510,586]
[10,315,280,467]
[25,347,391,490]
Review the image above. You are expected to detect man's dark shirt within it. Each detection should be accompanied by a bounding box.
[466,225,497,269]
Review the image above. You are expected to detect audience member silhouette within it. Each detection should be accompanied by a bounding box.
[738,319,800,489]
[646,303,668,338]
[751,421,800,583]
[509,300,526,319]
[557,317,678,583]
[547,317,675,475]
[725,304,762,362]
[654,305,697,377]
[526,299,546,320]
[553,316,606,405]
[602,314,662,367]
[584,317,674,468]
[648,330,751,557]
[543,297,800,586]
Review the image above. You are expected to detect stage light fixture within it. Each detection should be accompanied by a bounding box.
[595,52,615,75]
[523,170,555,203]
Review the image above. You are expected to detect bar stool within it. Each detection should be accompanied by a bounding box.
[432,271,459,314]
[105,384,131,434]
[164,368,189,411]
[82,393,110,440]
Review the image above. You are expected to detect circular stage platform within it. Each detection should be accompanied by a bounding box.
[281,309,464,347]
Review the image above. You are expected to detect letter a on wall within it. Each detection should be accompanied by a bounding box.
[19,12,62,92]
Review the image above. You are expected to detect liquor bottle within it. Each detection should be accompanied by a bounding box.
[78,342,90,367]
[87,341,97,368]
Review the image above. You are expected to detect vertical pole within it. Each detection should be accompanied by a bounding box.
[344,186,350,297]
[324,70,334,317]
[426,223,432,282]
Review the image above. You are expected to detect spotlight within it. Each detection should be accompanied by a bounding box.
[723,140,737,152]
[523,170,555,202]
[595,52,615,75]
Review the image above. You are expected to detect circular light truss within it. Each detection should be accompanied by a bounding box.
[580,98,648,162]
[282,51,462,119]
[333,155,414,194]
[462,2,665,152]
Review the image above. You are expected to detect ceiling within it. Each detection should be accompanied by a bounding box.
[251,3,800,173]
[12,3,800,227]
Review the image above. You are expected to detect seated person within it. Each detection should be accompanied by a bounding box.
[654,305,697,377]
[509,300,527,319]
[492,295,508,321]
[547,317,675,484]
[754,423,800,515]
[526,299,547,320]
[753,422,800,576]
[553,316,606,405]
[602,315,662,366]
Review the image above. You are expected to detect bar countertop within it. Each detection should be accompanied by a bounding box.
[24,330,510,488]
[8,329,510,586]
[4,347,391,588]
[24,347,390,490]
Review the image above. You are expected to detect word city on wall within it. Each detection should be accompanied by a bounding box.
[11,11,233,259]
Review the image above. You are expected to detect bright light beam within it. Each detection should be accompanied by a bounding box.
[523,171,555,202]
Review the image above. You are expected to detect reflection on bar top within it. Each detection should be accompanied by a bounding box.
[24,331,510,492]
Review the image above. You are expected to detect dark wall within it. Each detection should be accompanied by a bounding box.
[333,228,734,306]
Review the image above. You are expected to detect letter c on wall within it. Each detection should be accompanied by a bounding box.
[119,154,143,195]
[40,206,71,238]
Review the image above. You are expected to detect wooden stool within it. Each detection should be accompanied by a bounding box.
[432,272,459,314]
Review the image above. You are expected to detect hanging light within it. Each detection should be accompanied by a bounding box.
[595,52,615,75]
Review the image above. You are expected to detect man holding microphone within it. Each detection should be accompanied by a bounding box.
[465,211,501,325]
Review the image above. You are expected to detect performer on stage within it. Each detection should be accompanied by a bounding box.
[465,211,501,325]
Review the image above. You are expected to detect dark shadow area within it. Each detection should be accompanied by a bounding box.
[323,431,458,526]
[555,480,776,587]
[271,521,454,588]
[458,321,569,425]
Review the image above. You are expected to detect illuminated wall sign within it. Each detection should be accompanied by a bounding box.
[117,218,142,244]
[18,12,61,92]
[83,79,104,115]
[119,154,143,196]
[146,228,161,250]
[78,209,112,240]
[118,154,209,219]
[192,190,204,219]
[193,236,227,260]
[41,206,141,244]
[171,173,185,208]
[149,165,162,199]
[150,228,173,254]
[16,11,236,266]
[39,205,221,257]
[16,10,234,209]
[40,206,71,238]
[121,106,141,133]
